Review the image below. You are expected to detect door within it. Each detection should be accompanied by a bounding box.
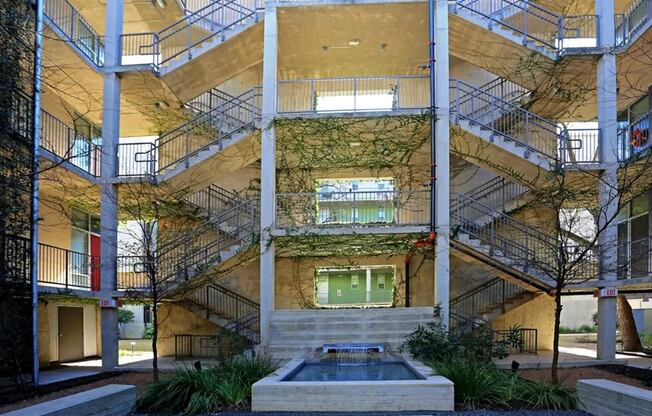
[58,307,84,362]
[90,234,101,291]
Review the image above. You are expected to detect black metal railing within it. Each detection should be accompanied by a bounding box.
[38,242,98,289]
[0,234,31,285]
[450,277,528,319]
[185,184,243,220]
[450,312,538,355]
[174,327,256,360]
[188,283,260,344]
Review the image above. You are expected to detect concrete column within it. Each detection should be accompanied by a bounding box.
[259,4,277,346]
[434,0,451,327]
[595,0,618,361]
[365,268,372,303]
[99,0,123,370]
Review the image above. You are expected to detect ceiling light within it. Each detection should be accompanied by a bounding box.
[349,142,361,147]
[347,39,360,47]
[155,100,169,110]
[153,0,167,8]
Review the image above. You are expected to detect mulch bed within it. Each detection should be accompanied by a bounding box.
[518,365,652,390]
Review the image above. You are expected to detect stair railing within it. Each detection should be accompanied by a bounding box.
[450,311,538,354]
[450,78,560,160]
[119,87,260,177]
[452,0,598,55]
[185,184,244,220]
[121,0,258,71]
[452,177,529,215]
[450,277,527,320]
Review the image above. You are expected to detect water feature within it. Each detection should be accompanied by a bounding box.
[281,343,423,382]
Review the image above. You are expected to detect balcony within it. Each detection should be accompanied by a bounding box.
[275,189,430,232]
[616,0,651,47]
[277,76,430,115]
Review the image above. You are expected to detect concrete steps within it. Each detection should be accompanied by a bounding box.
[266,307,433,360]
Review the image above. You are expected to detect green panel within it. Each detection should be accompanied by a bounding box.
[319,268,394,306]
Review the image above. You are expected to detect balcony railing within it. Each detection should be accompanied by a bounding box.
[276,189,430,228]
[38,242,99,290]
[561,128,600,165]
[277,76,430,114]
[616,0,650,46]
[44,0,105,67]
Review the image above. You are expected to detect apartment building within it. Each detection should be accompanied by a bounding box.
[3,0,652,380]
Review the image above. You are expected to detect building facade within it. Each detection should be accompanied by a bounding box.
[6,0,652,373]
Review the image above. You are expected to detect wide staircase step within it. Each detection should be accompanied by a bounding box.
[266,307,433,360]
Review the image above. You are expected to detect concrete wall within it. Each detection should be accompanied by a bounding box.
[156,303,219,356]
[561,295,597,329]
[119,304,147,339]
[492,293,555,351]
[38,296,100,367]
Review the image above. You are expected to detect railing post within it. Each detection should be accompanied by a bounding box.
[187,16,193,60]
[310,80,315,113]
[65,249,70,289]
[206,285,210,319]
[221,0,226,41]
[353,78,358,112]
[523,1,528,45]
[184,126,190,168]
[557,17,564,51]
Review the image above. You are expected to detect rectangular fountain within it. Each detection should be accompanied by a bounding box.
[252,344,454,411]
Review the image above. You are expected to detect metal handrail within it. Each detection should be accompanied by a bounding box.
[121,0,258,70]
[616,0,649,46]
[452,177,529,214]
[44,0,105,66]
[450,311,538,354]
[450,78,561,160]
[453,0,598,54]
[117,87,260,177]
[450,277,527,319]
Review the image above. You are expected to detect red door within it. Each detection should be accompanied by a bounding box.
[90,235,101,291]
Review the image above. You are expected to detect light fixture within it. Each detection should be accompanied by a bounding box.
[155,100,169,110]
[349,142,361,147]
[152,0,167,9]
[347,39,360,47]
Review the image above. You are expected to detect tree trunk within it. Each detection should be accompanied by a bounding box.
[616,295,643,352]
[551,290,562,384]
[152,300,159,381]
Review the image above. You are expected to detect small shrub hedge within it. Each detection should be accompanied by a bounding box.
[137,356,276,415]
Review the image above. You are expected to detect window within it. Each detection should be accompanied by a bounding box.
[617,193,650,278]
[378,206,385,221]
[352,182,359,191]
[378,183,385,190]
[351,274,359,290]
[378,274,386,290]
[143,305,152,324]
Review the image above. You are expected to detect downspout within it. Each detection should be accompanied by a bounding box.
[31,0,44,387]
[405,254,411,307]
[428,0,437,238]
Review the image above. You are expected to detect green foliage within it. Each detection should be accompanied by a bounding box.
[143,325,154,340]
[137,356,276,415]
[118,309,135,325]
[401,307,518,363]
[559,325,597,334]
[435,358,577,411]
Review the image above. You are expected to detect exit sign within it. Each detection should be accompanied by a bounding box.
[100,298,121,308]
[594,287,618,298]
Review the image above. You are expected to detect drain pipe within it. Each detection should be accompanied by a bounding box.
[30,0,44,387]
[428,0,437,237]
[404,254,411,307]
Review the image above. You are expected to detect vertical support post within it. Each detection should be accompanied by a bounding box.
[365,268,372,303]
[595,0,618,361]
[433,0,450,328]
[99,0,123,371]
[259,4,277,347]
[31,0,45,386]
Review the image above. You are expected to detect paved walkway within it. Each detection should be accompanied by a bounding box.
[495,346,652,370]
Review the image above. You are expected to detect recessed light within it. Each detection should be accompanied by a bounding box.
[347,39,360,47]
[155,100,169,110]
[349,142,361,147]
[153,0,167,8]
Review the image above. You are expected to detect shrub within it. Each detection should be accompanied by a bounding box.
[137,355,276,414]
[434,358,577,411]
[401,306,519,363]
[142,325,153,340]
[434,358,511,409]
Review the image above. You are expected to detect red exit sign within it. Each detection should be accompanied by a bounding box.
[594,287,618,298]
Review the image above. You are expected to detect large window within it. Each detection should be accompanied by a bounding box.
[315,178,395,225]
[617,193,649,279]
[70,208,101,288]
[314,266,394,307]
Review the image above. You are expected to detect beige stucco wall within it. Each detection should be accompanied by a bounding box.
[38,296,100,367]
[157,303,219,356]
[39,201,71,249]
[491,293,556,351]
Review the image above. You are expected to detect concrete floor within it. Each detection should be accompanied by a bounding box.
[495,346,652,370]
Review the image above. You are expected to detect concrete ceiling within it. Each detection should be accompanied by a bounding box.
[277,4,429,80]
[67,0,185,35]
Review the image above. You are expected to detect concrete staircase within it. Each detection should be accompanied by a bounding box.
[267,307,433,360]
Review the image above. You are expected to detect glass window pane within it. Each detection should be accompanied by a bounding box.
[90,215,101,234]
[632,194,648,217]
